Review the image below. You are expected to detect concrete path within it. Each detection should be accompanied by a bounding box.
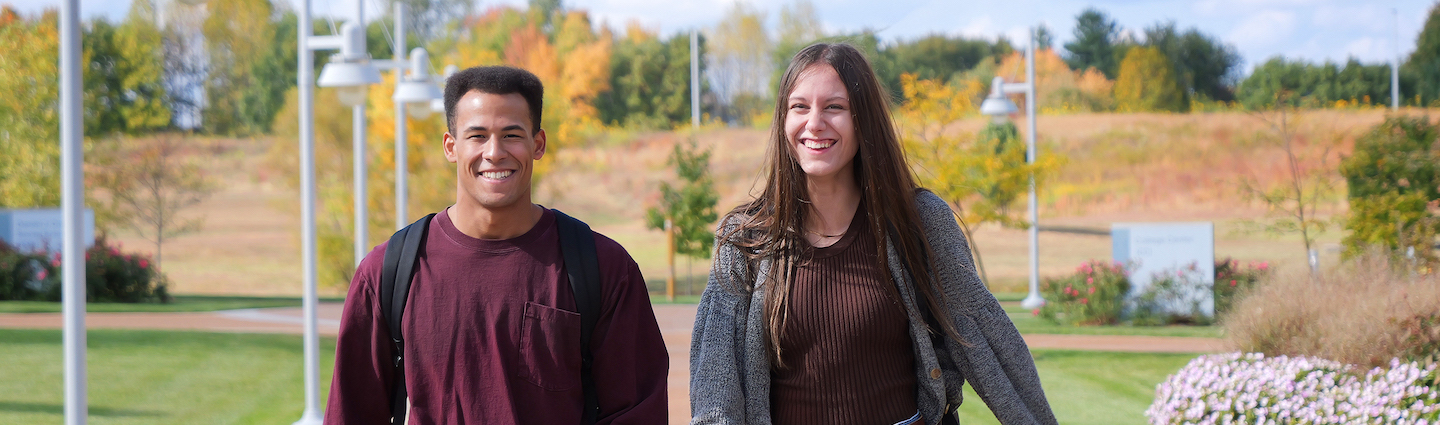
[0,303,1225,424]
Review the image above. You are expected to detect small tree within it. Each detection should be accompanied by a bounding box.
[897,73,1056,286]
[1339,116,1440,270]
[646,137,719,298]
[1114,46,1187,112]
[88,133,218,272]
[1238,103,1339,267]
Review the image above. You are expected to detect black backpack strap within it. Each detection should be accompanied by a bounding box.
[553,209,602,425]
[379,213,435,425]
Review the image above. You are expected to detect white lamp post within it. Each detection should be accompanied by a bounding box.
[374,3,443,229]
[316,15,383,270]
[980,29,1044,310]
[60,0,85,423]
[297,1,379,423]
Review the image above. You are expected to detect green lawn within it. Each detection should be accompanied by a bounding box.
[956,350,1196,425]
[1004,305,1225,338]
[0,329,334,424]
[0,329,1195,424]
[0,295,345,314]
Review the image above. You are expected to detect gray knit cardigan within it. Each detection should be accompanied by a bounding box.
[689,190,1057,425]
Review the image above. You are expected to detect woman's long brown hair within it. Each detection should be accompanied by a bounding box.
[719,42,962,365]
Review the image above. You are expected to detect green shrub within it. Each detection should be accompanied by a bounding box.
[0,235,167,303]
[1339,116,1440,270]
[1039,260,1130,325]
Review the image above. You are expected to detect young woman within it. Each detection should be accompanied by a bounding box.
[689,43,1057,425]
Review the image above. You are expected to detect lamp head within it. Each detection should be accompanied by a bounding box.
[408,48,432,79]
[980,76,1019,117]
[317,52,382,90]
[337,85,369,107]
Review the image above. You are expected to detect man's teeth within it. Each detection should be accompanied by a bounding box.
[481,171,513,179]
[804,140,833,149]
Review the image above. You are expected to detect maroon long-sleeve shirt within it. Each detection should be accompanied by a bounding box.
[325,207,668,424]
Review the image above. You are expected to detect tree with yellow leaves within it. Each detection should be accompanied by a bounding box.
[897,74,1057,286]
[1114,46,1187,112]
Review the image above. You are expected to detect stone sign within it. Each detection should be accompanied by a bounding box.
[0,209,95,253]
[1111,222,1214,318]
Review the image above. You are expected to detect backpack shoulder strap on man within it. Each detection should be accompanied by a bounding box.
[379,210,603,425]
[552,209,603,425]
[379,213,435,425]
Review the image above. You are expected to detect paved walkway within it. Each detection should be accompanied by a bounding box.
[0,303,1225,424]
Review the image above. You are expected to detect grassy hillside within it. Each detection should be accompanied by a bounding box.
[103,109,1433,295]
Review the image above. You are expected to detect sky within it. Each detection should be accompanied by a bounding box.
[6,0,1435,73]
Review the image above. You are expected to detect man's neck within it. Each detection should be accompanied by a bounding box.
[449,202,545,240]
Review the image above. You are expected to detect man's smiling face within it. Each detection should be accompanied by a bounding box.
[443,90,545,213]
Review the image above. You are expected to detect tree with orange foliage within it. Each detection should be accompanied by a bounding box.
[995,48,1114,113]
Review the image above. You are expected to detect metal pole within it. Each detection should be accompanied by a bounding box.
[294,0,322,422]
[395,3,408,229]
[353,0,369,275]
[1394,8,1401,110]
[61,0,87,423]
[1021,29,1045,310]
[691,30,700,129]
[355,102,368,263]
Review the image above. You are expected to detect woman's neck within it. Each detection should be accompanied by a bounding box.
[803,172,862,247]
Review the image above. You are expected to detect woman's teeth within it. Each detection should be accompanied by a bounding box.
[804,140,833,149]
[481,171,513,179]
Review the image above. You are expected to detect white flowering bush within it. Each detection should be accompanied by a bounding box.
[1147,352,1440,424]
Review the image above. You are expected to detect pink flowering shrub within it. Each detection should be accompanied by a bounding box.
[0,235,167,303]
[1038,260,1131,325]
[1213,258,1270,317]
[1147,352,1440,424]
[84,235,168,303]
[0,240,60,300]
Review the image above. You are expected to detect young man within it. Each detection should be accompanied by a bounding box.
[325,66,668,424]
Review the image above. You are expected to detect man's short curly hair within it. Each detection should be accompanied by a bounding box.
[443,66,544,134]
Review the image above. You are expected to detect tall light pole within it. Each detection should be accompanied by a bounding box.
[60,0,86,423]
[384,3,444,229]
[1394,7,1401,110]
[691,29,700,129]
[298,1,380,423]
[980,28,1044,310]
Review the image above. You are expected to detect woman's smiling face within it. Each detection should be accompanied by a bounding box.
[784,63,858,182]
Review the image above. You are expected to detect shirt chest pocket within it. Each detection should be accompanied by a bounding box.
[517,301,582,391]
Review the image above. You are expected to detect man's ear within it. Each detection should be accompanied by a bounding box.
[443,132,458,163]
[532,129,546,160]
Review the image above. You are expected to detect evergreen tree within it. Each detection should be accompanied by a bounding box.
[1143,21,1241,102]
[1033,24,1053,50]
[1064,8,1120,79]
[1405,2,1440,106]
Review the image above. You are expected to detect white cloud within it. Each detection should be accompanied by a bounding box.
[1194,0,1324,15]
[1341,36,1395,63]
[956,15,997,39]
[1312,4,1388,30]
[1227,9,1299,51]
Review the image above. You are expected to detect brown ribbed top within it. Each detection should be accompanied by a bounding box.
[771,215,918,425]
